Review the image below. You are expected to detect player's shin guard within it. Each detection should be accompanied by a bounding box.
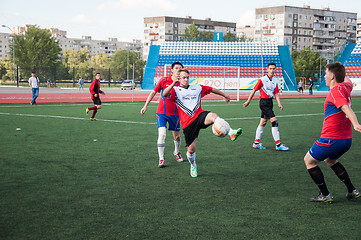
[331,162,356,193]
[187,151,196,168]
[157,127,166,160]
[271,121,280,145]
[255,125,264,143]
[308,166,330,196]
[174,139,181,154]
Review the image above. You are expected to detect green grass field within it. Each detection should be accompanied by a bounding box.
[1,98,361,239]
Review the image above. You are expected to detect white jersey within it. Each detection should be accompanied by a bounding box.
[169,84,212,129]
[29,77,39,88]
[254,75,279,99]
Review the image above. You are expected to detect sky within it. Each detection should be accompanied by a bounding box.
[0,0,360,42]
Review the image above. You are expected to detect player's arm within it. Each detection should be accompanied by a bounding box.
[140,90,157,115]
[163,79,178,97]
[28,80,32,88]
[211,88,230,104]
[243,88,257,108]
[340,104,361,133]
[274,93,283,111]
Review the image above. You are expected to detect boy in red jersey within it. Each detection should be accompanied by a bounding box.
[140,62,184,168]
[304,62,361,203]
[163,69,242,177]
[86,73,105,121]
[243,62,289,151]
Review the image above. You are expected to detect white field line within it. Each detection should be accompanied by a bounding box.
[0,112,155,125]
[1,108,360,124]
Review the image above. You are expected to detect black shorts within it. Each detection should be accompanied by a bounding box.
[183,111,211,147]
[92,96,102,105]
[259,98,275,119]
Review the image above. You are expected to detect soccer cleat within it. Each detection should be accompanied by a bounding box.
[90,118,97,121]
[86,108,90,116]
[253,143,266,149]
[276,144,289,151]
[309,193,334,203]
[190,165,197,177]
[158,160,166,168]
[346,189,360,200]
[230,128,243,141]
[174,152,183,162]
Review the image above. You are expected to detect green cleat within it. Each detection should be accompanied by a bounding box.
[230,128,243,141]
[190,165,197,177]
[86,108,90,116]
[309,193,333,203]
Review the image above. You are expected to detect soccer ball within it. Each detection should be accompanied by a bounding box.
[212,117,230,137]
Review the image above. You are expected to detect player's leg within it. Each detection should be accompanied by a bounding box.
[172,131,183,162]
[90,98,102,120]
[205,112,242,141]
[253,118,267,149]
[304,152,333,203]
[157,127,167,168]
[169,115,183,162]
[187,139,197,177]
[325,139,360,200]
[156,114,168,168]
[270,116,289,151]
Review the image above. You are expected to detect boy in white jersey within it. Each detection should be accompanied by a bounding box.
[243,62,289,151]
[163,69,242,177]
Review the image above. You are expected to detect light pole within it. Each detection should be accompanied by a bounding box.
[1,25,16,86]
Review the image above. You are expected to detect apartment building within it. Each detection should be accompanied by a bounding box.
[0,25,142,60]
[236,25,255,41]
[143,16,237,60]
[357,18,361,41]
[0,32,12,59]
[255,5,357,60]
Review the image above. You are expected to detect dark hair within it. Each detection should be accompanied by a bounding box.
[326,62,345,83]
[171,62,183,69]
[95,72,101,75]
[31,71,35,74]
[267,62,276,67]
[178,69,190,75]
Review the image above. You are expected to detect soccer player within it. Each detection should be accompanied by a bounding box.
[163,69,242,177]
[86,73,104,121]
[304,62,361,203]
[140,62,184,168]
[243,62,289,151]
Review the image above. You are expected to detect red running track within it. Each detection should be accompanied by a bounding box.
[1,87,360,104]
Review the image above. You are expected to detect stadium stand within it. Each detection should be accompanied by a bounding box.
[318,39,360,91]
[142,41,297,91]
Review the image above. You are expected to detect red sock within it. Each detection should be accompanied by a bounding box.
[91,109,98,118]
[89,106,97,110]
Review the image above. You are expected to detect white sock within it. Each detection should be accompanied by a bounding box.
[174,139,181,155]
[157,127,166,160]
[272,127,280,143]
[255,125,264,142]
[187,151,196,168]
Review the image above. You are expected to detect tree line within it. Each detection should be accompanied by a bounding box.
[0,26,145,82]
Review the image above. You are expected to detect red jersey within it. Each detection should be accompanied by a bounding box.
[168,84,212,129]
[254,75,279,99]
[89,80,103,99]
[321,82,353,139]
[154,76,179,115]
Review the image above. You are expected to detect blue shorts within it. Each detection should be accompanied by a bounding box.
[309,138,352,161]
[156,114,180,131]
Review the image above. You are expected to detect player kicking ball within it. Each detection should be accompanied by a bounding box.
[86,73,105,120]
[304,62,361,203]
[163,69,242,177]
